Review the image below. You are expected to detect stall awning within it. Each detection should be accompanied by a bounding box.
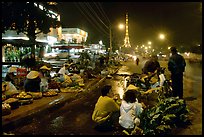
[51,45,84,49]
[2,39,48,47]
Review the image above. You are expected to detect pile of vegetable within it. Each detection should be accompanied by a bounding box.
[139,97,191,135]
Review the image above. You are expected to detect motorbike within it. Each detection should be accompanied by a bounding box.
[126,67,173,98]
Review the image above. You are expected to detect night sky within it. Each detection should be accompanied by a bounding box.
[56,2,202,51]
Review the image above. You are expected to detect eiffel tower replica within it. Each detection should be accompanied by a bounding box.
[123,12,131,48]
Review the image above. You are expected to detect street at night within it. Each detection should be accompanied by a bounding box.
[3,59,202,135]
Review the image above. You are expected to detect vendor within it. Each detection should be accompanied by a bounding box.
[39,65,51,82]
[68,63,80,74]
[5,66,16,85]
[58,63,70,75]
[24,71,41,92]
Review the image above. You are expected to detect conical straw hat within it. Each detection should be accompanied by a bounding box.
[40,65,51,70]
[26,71,39,79]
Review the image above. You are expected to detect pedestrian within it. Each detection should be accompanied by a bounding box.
[168,47,186,99]
[136,57,139,66]
[142,54,160,75]
[92,85,120,131]
[119,90,143,134]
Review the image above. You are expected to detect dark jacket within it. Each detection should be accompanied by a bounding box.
[168,53,186,74]
[143,59,160,74]
[24,77,41,92]
[5,73,15,85]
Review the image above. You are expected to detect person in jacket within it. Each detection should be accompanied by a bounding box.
[142,55,160,74]
[119,90,143,132]
[24,71,41,92]
[168,47,186,99]
[92,85,120,131]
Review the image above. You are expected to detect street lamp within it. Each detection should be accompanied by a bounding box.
[158,33,176,54]
[110,23,124,53]
[118,24,124,30]
[159,33,165,40]
[148,41,152,45]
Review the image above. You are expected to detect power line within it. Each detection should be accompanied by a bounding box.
[81,2,109,36]
[74,2,109,37]
[74,2,104,35]
[85,2,109,30]
[94,2,111,27]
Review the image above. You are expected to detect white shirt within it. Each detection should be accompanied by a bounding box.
[119,100,143,129]
[58,66,69,75]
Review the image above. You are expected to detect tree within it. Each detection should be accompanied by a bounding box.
[2,2,61,59]
[60,39,66,44]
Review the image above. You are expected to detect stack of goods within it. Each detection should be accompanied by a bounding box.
[60,75,72,88]
[2,103,11,116]
[16,91,33,105]
[70,74,85,87]
[42,90,58,97]
[48,80,60,92]
[60,74,85,93]
[2,81,19,98]
[27,92,43,100]
[60,86,84,93]
[3,98,20,109]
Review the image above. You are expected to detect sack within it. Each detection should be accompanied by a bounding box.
[2,81,18,96]
[60,75,72,88]
[48,80,60,89]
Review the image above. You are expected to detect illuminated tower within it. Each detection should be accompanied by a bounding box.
[123,12,131,47]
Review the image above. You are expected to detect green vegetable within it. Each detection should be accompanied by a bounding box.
[139,97,191,135]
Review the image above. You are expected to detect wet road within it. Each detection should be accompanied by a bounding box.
[7,59,202,135]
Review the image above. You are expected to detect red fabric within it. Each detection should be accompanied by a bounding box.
[16,68,27,77]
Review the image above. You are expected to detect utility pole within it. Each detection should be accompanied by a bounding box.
[109,26,112,53]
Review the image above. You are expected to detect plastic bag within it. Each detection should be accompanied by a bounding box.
[40,78,48,92]
[159,74,166,86]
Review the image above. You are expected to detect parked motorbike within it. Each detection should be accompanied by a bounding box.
[126,67,173,98]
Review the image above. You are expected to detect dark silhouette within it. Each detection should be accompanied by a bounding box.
[136,57,139,66]
[24,71,41,92]
[168,47,186,99]
[142,55,160,74]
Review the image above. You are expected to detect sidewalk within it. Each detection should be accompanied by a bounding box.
[2,66,120,131]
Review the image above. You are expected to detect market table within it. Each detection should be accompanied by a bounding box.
[2,77,106,130]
